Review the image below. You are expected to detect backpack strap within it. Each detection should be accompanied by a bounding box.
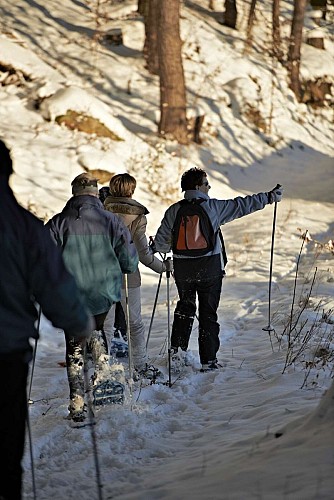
[218,229,228,267]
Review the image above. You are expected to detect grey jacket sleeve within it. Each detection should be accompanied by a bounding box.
[214,192,270,226]
[111,216,139,274]
[133,215,166,273]
[153,204,178,254]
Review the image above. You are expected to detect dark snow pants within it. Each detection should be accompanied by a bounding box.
[172,254,224,364]
[0,355,29,500]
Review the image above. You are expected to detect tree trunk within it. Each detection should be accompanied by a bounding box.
[143,0,159,75]
[157,0,188,144]
[288,0,307,101]
[224,0,237,29]
[245,0,257,52]
[272,0,283,60]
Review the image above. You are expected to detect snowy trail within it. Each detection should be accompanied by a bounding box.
[24,196,333,499]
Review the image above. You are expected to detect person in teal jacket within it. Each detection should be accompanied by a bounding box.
[46,172,138,421]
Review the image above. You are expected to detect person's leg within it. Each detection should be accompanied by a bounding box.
[121,286,147,370]
[89,312,112,384]
[65,335,86,419]
[91,311,108,353]
[197,275,223,364]
[171,283,196,352]
[102,304,115,348]
[0,357,28,500]
[114,302,127,340]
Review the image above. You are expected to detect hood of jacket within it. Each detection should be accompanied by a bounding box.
[104,196,149,228]
[184,190,209,201]
[62,194,103,217]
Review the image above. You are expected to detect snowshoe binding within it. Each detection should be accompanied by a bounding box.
[134,364,163,384]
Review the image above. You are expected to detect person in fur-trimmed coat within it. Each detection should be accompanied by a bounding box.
[103,173,166,379]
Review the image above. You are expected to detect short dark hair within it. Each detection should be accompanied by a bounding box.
[109,173,136,198]
[180,167,207,192]
[0,139,14,177]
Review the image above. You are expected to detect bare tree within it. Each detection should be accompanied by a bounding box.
[272,0,283,60]
[143,0,159,75]
[245,0,257,52]
[157,0,188,144]
[288,0,307,100]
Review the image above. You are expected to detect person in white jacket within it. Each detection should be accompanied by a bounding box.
[152,167,283,372]
[103,174,166,378]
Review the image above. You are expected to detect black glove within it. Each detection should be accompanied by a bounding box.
[268,184,283,204]
[165,258,174,273]
[149,236,157,254]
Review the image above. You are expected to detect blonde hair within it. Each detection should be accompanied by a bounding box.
[109,173,136,197]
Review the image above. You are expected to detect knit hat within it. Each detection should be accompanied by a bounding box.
[71,172,99,196]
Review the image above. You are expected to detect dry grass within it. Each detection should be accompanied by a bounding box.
[55,110,124,141]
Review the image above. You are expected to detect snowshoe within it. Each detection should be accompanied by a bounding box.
[93,380,125,406]
[110,339,128,358]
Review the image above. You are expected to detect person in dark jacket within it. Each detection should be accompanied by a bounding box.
[46,172,138,421]
[0,140,93,500]
[153,167,283,372]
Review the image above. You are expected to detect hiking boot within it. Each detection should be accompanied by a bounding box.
[68,395,87,422]
[91,354,111,386]
[114,328,128,343]
[200,359,221,372]
[170,348,186,373]
[110,338,128,358]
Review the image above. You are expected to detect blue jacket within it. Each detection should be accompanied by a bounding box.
[154,190,271,268]
[0,178,91,359]
[46,195,139,315]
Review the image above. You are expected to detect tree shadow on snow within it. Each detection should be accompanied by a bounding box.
[198,140,334,204]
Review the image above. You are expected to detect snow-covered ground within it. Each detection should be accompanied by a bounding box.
[0,0,333,498]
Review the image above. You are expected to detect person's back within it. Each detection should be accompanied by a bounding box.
[48,190,138,314]
[0,181,91,355]
[0,140,92,499]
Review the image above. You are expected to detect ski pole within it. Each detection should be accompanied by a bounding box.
[145,239,166,349]
[165,257,172,388]
[26,401,37,500]
[263,184,281,340]
[28,305,42,403]
[83,345,103,500]
[124,274,133,383]
[145,271,163,349]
